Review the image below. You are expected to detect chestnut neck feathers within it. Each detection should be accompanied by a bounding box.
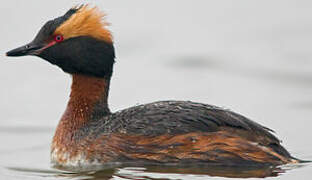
[53,74,111,145]
[69,74,110,114]
[66,74,110,125]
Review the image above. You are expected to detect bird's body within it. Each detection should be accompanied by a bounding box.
[51,99,296,171]
[49,75,296,171]
[6,5,301,171]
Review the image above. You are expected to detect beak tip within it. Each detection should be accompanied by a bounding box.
[6,48,25,57]
[6,42,42,57]
[6,50,15,57]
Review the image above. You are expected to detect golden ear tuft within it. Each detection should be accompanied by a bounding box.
[54,5,112,43]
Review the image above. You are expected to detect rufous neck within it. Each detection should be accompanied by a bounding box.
[52,74,111,149]
[69,74,111,118]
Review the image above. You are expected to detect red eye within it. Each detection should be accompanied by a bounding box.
[54,35,64,42]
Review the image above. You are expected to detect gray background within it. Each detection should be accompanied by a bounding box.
[0,0,311,179]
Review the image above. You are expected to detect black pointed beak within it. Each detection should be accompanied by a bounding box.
[6,42,44,57]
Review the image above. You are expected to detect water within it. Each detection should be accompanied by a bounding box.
[0,0,312,179]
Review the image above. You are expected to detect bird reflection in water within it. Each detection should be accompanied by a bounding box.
[8,163,308,179]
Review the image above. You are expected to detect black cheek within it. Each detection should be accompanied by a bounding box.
[38,36,115,78]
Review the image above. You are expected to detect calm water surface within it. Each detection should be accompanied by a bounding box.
[1,0,312,179]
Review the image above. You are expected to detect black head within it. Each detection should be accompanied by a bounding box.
[6,5,115,79]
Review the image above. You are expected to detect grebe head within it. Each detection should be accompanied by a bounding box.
[6,5,115,78]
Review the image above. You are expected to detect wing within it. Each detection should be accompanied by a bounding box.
[94,100,290,158]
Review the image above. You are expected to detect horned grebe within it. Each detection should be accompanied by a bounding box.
[6,5,301,171]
